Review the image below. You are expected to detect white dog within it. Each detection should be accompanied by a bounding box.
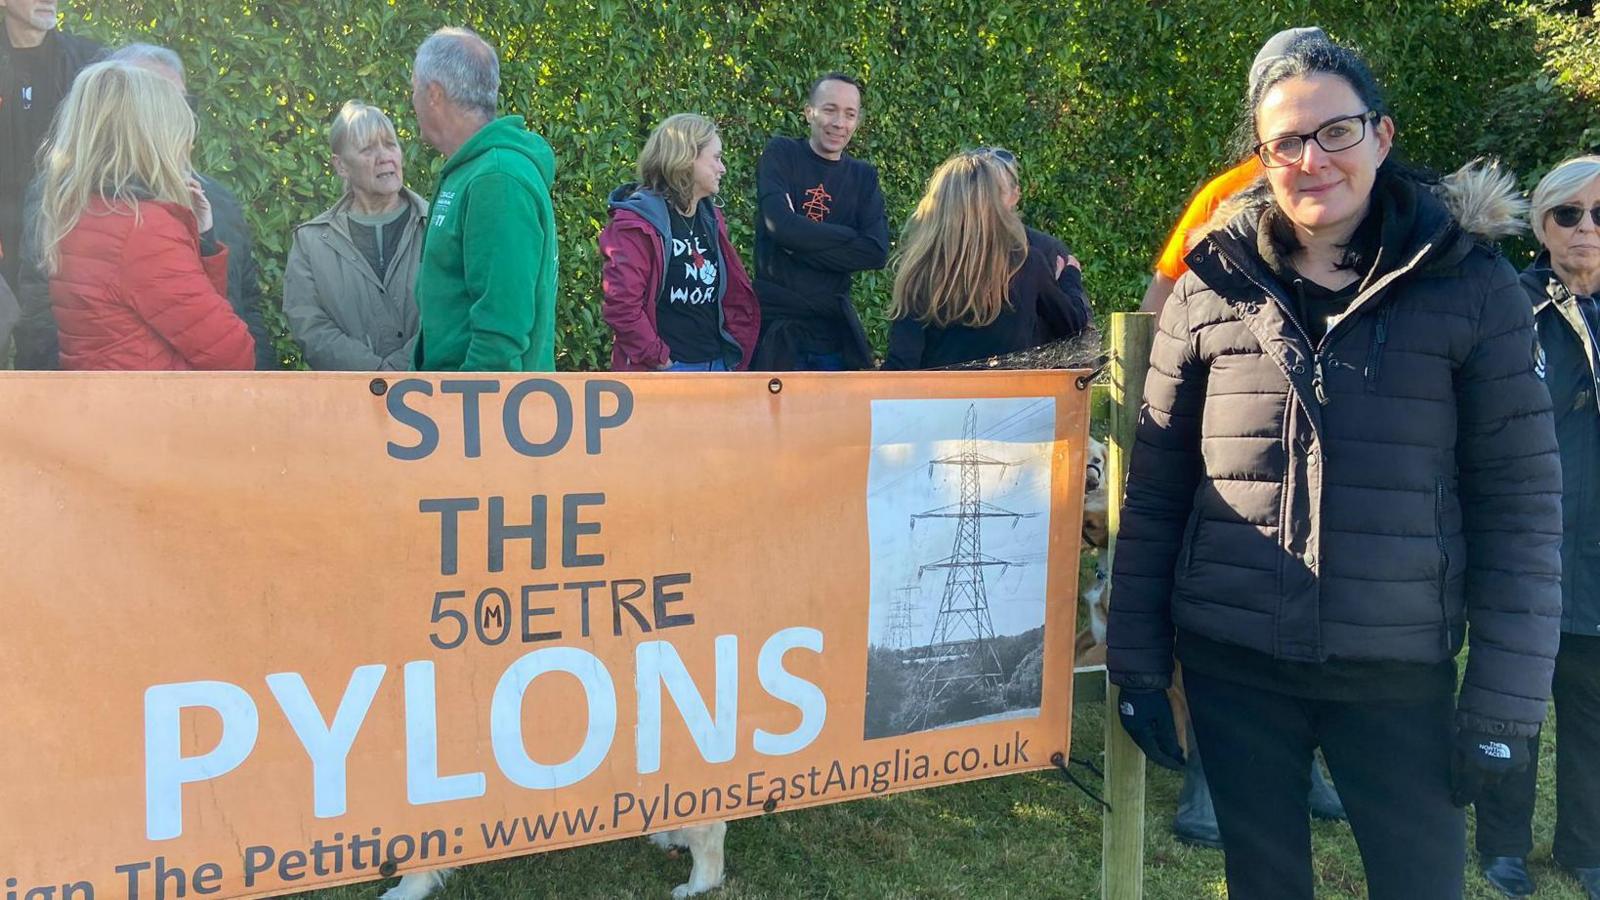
[380,822,726,899]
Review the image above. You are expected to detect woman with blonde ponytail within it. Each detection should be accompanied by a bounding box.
[36,60,253,370]
[883,150,1088,369]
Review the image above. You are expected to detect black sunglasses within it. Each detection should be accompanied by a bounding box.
[1549,204,1600,229]
[973,146,1017,165]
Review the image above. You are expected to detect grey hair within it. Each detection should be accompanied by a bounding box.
[414,27,499,119]
[109,43,185,84]
[329,99,399,157]
[1531,155,1600,246]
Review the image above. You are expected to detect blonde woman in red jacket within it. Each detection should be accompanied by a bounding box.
[33,60,253,370]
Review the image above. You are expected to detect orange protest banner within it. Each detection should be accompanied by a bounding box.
[0,371,1088,899]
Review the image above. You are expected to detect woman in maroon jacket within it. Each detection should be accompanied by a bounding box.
[599,113,758,371]
[33,60,254,371]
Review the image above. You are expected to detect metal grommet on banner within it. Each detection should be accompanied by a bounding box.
[1075,353,1114,391]
[378,860,398,878]
[767,378,783,394]
[369,378,388,396]
[762,796,779,813]
[1052,751,1111,812]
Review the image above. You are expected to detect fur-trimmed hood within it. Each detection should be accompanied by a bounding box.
[1189,160,1526,253]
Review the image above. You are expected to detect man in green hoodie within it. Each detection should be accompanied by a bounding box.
[410,26,558,371]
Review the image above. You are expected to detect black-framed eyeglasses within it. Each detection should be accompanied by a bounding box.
[1549,204,1600,229]
[1254,111,1379,168]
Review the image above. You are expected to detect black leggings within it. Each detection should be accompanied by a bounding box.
[1184,669,1465,900]
[1476,633,1600,867]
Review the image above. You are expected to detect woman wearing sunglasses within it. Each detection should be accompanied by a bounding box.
[1106,35,1562,899]
[1472,156,1600,900]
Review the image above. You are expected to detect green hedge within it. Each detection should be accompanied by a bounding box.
[66,1,1559,369]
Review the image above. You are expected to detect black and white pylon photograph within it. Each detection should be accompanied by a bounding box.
[864,397,1056,739]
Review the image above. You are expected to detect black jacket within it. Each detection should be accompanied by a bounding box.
[883,247,1089,369]
[0,269,17,351]
[1523,257,1600,637]
[1107,165,1563,736]
[750,137,888,370]
[0,29,103,288]
[13,173,270,369]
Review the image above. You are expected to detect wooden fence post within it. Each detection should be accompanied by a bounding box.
[1102,312,1155,900]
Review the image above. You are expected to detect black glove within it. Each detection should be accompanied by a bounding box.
[1117,688,1185,771]
[1449,729,1530,807]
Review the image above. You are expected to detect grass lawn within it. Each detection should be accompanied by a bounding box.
[300,690,1584,899]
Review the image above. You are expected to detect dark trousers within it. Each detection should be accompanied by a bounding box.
[1184,669,1464,900]
[1476,633,1600,867]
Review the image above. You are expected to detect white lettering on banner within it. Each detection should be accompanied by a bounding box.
[491,647,617,789]
[404,660,488,807]
[635,635,739,774]
[754,627,827,755]
[143,681,261,841]
[265,665,386,819]
[142,629,826,840]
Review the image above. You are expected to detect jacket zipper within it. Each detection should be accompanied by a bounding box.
[1578,295,1600,411]
[1435,476,1451,652]
[1212,242,1328,404]
[1364,305,1392,392]
[1292,277,1333,405]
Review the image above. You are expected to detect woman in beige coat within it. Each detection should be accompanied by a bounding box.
[284,100,424,370]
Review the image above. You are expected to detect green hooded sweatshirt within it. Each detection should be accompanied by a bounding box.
[413,116,558,371]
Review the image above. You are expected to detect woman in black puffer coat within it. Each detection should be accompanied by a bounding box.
[1473,156,1600,900]
[1105,36,1562,900]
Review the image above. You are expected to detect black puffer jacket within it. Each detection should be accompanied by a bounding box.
[1108,165,1563,736]
[1523,257,1600,637]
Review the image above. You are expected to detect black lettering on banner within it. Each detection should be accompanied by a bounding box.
[386,379,438,460]
[566,580,598,638]
[487,495,548,572]
[429,591,469,650]
[561,493,606,567]
[609,578,651,635]
[440,380,501,458]
[652,572,694,629]
[419,497,479,576]
[279,849,309,880]
[116,859,151,895]
[584,380,633,454]
[475,588,512,645]
[241,846,272,885]
[520,584,562,642]
[192,862,223,894]
[503,379,573,457]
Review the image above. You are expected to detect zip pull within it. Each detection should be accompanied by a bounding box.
[1313,359,1330,405]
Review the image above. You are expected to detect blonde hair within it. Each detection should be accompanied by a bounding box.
[1531,155,1600,246]
[637,113,718,211]
[35,61,196,275]
[891,151,1026,328]
[329,100,400,157]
